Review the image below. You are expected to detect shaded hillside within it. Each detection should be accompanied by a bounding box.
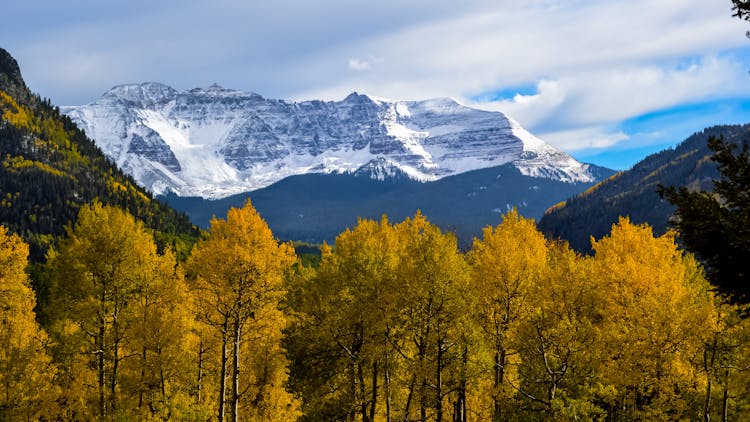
[538,124,750,253]
[0,48,198,260]
[164,163,614,248]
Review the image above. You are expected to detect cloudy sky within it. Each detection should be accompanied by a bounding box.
[3,0,750,169]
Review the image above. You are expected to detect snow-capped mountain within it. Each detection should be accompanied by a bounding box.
[63,82,596,199]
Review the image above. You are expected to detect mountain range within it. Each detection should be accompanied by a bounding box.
[62,83,602,199]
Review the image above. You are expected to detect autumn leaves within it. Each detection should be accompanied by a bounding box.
[0,201,749,420]
[286,211,750,420]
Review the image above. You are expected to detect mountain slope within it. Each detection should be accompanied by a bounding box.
[538,124,750,253]
[163,163,613,247]
[0,48,198,260]
[63,83,599,199]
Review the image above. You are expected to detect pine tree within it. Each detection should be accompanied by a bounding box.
[732,0,750,21]
[659,136,750,302]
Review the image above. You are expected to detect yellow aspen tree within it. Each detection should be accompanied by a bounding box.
[286,213,471,422]
[185,199,299,422]
[466,209,547,421]
[701,301,750,421]
[0,226,58,420]
[512,242,605,419]
[285,217,398,421]
[589,217,715,419]
[120,247,199,419]
[285,250,357,420]
[328,217,405,422]
[392,212,471,422]
[46,202,193,420]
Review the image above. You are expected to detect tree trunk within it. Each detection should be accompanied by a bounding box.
[404,373,416,422]
[493,339,506,422]
[232,318,241,422]
[197,340,204,405]
[158,342,166,399]
[454,345,468,422]
[98,309,106,420]
[111,327,120,414]
[420,381,428,422]
[369,362,378,422]
[385,338,392,422]
[704,336,717,422]
[436,337,444,422]
[139,345,147,409]
[359,362,368,422]
[98,280,107,421]
[218,321,228,422]
[111,296,123,414]
[722,369,729,422]
[348,361,357,422]
[419,337,428,422]
[705,379,713,422]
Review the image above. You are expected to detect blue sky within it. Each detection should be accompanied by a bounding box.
[2,0,749,170]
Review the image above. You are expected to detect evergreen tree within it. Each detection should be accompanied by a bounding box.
[659,136,750,302]
[733,0,750,21]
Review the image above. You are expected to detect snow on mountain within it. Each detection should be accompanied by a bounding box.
[62,83,596,199]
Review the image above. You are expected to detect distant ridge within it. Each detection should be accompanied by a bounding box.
[538,124,750,253]
[163,162,614,248]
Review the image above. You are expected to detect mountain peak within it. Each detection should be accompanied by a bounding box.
[103,82,178,105]
[353,157,411,181]
[187,84,255,98]
[343,91,376,104]
[0,48,26,91]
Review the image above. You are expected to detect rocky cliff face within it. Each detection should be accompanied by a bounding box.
[64,83,596,199]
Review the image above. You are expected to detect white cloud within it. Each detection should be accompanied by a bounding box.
[4,0,750,155]
[468,79,567,129]
[538,126,630,151]
[348,58,371,71]
[468,54,750,131]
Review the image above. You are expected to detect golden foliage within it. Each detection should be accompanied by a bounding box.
[186,199,300,421]
[0,226,58,420]
[19,201,750,420]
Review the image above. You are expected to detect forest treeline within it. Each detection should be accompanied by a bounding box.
[1,200,749,421]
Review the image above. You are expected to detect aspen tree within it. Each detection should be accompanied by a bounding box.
[186,200,298,422]
[467,209,546,421]
[589,218,714,419]
[47,203,195,419]
[0,226,57,420]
